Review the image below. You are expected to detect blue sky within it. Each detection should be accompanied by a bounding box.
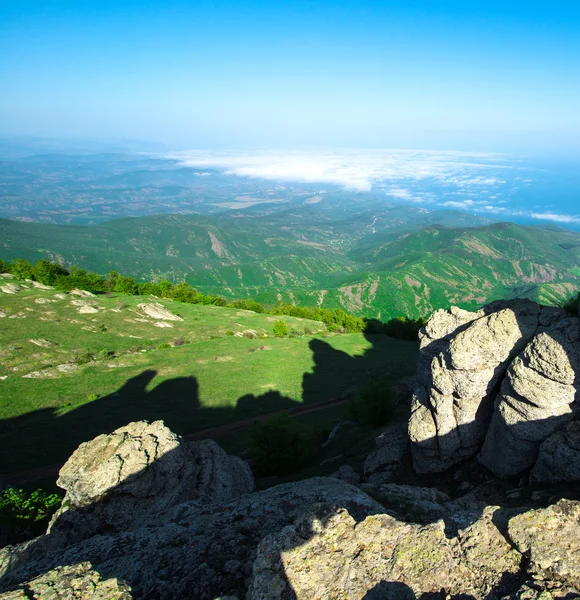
[1,1,580,154]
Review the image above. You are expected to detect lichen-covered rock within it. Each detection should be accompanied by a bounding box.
[137,302,183,321]
[248,502,522,599]
[531,421,580,483]
[409,300,540,473]
[0,562,132,599]
[47,421,253,546]
[508,500,580,589]
[480,319,580,477]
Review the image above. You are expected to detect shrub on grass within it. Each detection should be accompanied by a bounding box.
[248,413,308,476]
[272,320,288,337]
[347,379,397,427]
[0,488,61,543]
[158,342,171,349]
[225,330,234,336]
[71,350,94,365]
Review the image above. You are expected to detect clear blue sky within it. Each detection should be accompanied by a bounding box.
[1,0,579,153]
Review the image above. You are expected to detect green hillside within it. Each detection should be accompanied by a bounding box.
[2,213,579,320]
[0,277,418,472]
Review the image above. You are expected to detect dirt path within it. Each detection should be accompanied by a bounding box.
[1,397,348,486]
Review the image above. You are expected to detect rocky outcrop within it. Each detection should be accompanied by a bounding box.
[3,421,580,599]
[137,302,183,321]
[249,502,521,599]
[480,319,580,477]
[46,421,253,546]
[409,299,580,481]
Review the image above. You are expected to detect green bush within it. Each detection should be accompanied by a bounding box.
[0,488,62,541]
[273,319,288,337]
[158,342,171,349]
[225,330,234,336]
[347,379,397,426]
[248,413,308,475]
[8,259,35,280]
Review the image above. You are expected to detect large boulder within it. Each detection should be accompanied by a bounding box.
[480,318,580,477]
[47,420,253,546]
[409,300,541,473]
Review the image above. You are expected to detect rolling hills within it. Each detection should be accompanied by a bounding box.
[1,209,579,320]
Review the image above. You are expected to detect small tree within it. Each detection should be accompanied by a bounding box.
[34,260,68,285]
[273,319,288,337]
[248,413,307,475]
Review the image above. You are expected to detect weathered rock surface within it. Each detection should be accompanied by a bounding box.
[248,502,521,599]
[46,421,253,546]
[137,302,183,321]
[480,320,580,477]
[508,500,580,589]
[531,420,580,483]
[4,420,580,599]
[0,562,132,599]
[409,298,580,481]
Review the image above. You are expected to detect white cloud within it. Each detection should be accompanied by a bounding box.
[530,212,580,224]
[168,148,511,192]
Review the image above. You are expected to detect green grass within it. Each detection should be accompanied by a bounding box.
[0,279,419,472]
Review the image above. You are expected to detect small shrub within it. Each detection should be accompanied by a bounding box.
[158,342,171,349]
[272,320,288,337]
[97,349,114,360]
[87,393,99,401]
[347,380,397,427]
[225,330,234,336]
[304,326,313,335]
[98,324,107,332]
[71,350,93,365]
[248,413,308,476]
[0,488,62,537]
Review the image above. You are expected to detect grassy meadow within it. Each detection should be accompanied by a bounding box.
[0,276,419,472]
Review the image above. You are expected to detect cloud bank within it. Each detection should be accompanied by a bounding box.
[168,148,579,228]
[168,148,510,192]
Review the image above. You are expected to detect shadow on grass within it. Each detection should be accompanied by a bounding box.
[0,334,416,475]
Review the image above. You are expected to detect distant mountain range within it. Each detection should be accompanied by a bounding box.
[2,206,579,319]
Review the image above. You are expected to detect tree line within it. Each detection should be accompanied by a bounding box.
[0,257,426,338]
